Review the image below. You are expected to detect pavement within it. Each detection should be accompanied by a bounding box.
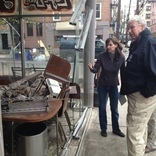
[75,102,156,156]
[79,104,127,156]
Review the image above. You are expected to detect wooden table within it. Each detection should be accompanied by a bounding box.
[2,98,62,156]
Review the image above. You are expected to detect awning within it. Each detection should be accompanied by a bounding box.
[56,21,83,30]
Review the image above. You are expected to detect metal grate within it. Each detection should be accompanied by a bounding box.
[1,97,49,114]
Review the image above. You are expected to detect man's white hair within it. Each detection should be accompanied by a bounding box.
[128,15,147,28]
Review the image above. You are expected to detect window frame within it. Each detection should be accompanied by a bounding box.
[146,6,151,11]
[96,3,101,20]
[146,21,150,27]
[27,23,33,36]
[145,14,150,19]
[36,23,43,37]
[53,13,61,21]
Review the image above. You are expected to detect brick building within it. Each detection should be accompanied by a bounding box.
[150,2,156,37]
[136,0,156,37]
[23,0,112,55]
[0,0,113,56]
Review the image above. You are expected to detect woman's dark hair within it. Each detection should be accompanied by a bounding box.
[105,37,123,60]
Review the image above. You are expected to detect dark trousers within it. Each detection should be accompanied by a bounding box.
[97,85,120,132]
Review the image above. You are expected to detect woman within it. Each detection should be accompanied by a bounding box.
[88,37,125,137]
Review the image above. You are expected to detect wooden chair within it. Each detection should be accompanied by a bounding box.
[11,66,45,81]
[33,54,71,96]
[67,82,82,130]
[43,54,71,143]
[11,67,35,81]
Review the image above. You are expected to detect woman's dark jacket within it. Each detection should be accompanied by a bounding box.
[120,28,156,98]
[90,52,125,87]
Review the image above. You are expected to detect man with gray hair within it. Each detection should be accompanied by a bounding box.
[120,15,156,156]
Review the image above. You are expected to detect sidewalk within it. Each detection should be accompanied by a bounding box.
[78,102,156,156]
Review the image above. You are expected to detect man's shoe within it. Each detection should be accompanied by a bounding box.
[101,131,107,137]
[113,131,125,137]
[145,146,156,153]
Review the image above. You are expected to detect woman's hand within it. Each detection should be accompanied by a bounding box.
[88,62,93,70]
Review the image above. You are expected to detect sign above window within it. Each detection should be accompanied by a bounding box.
[0,0,73,15]
[23,0,73,13]
[0,0,16,15]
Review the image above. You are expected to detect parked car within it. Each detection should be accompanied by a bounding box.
[59,38,105,62]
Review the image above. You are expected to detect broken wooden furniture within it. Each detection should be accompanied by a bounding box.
[2,54,71,156]
[11,66,45,81]
[43,54,71,144]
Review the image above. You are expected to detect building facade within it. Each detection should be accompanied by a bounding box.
[136,0,156,37]
[0,0,116,56]
[150,2,156,36]
[137,0,152,27]
[23,0,112,55]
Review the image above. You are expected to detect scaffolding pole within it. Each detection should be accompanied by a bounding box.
[0,100,4,156]
[83,0,96,107]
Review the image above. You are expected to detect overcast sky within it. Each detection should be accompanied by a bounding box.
[121,0,137,17]
[121,0,136,7]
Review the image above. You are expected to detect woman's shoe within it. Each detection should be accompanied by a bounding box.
[101,130,107,137]
[113,131,125,137]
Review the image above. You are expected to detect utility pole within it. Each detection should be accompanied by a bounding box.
[116,0,121,40]
[125,0,132,45]
[135,0,139,15]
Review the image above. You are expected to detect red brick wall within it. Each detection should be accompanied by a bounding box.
[24,0,111,49]
[101,0,111,21]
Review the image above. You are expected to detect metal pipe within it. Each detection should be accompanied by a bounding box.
[60,107,92,156]
[56,113,59,156]
[18,0,26,77]
[116,0,121,39]
[73,107,88,137]
[11,122,14,156]
[60,131,73,156]
[0,100,4,156]
[75,107,92,156]
[83,0,96,107]
[0,14,72,18]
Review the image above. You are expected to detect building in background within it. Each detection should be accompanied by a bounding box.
[150,2,156,37]
[135,0,156,37]
[24,0,112,55]
[1,0,148,56]
[0,0,112,56]
[137,0,152,27]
